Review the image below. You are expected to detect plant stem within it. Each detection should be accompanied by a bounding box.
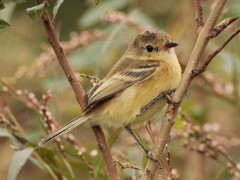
[141,0,228,179]
[36,1,119,179]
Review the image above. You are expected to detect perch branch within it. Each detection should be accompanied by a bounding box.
[142,0,228,179]
[36,0,119,179]
[193,28,240,76]
[210,18,239,39]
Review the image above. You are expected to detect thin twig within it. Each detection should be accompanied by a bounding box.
[180,113,240,179]
[27,31,105,78]
[210,18,239,39]
[195,0,205,30]
[193,28,240,76]
[142,0,228,179]
[37,5,88,107]
[0,99,26,137]
[145,121,155,143]
[36,0,119,179]
[114,157,143,170]
[76,73,100,84]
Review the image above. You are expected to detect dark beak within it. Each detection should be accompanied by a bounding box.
[165,41,178,48]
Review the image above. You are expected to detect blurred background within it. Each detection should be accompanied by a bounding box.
[0,0,240,179]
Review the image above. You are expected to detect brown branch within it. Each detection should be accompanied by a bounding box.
[193,28,240,76]
[36,1,119,179]
[37,6,87,107]
[210,18,239,39]
[195,0,205,30]
[142,0,228,179]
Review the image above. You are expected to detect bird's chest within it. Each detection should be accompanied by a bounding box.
[94,65,180,127]
[136,66,173,98]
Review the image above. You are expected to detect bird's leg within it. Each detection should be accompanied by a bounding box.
[124,126,160,164]
[137,94,165,117]
[137,89,177,117]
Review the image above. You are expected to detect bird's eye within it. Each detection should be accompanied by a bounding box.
[146,45,154,52]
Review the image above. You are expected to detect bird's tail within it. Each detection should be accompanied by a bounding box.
[39,115,88,146]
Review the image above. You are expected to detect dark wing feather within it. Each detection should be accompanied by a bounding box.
[86,60,159,111]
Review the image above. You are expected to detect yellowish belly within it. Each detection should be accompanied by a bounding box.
[89,83,173,127]
[89,64,181,127]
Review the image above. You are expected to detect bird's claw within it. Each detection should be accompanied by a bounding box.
[164,93,179,105]
[145,150,164,168]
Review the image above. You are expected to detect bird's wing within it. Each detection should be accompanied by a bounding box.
[86,60,159,110]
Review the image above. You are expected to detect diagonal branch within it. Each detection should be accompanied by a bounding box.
[142,0,228,179]
[210,18,239,38]
[36,0,119,179]
[193,28,240,76]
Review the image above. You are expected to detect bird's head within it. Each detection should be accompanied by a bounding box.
[128,29,178,60]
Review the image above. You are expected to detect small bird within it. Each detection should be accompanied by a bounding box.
[39,29,182,157]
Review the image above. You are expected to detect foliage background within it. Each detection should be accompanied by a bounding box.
[0,0,239,179]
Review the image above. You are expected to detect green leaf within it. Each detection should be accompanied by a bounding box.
[0,128,16,143]
[61,155,75,179]
[26,1,48,22]
[0,128,23,147]
[33,147,60,179]
[0,128,13,137]
[8,147,34,180]
[0,19,10,32]
[95,0,100,5]
[35,147,56,162]
[222,6,240,19]
[53,0,64,20]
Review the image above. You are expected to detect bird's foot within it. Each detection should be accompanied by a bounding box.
[145,149,164,168]
[163,92,179,105]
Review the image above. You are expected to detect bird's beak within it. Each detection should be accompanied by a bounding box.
[165,41,178,48]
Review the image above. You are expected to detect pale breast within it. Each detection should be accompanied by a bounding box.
[88,57,181,128]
